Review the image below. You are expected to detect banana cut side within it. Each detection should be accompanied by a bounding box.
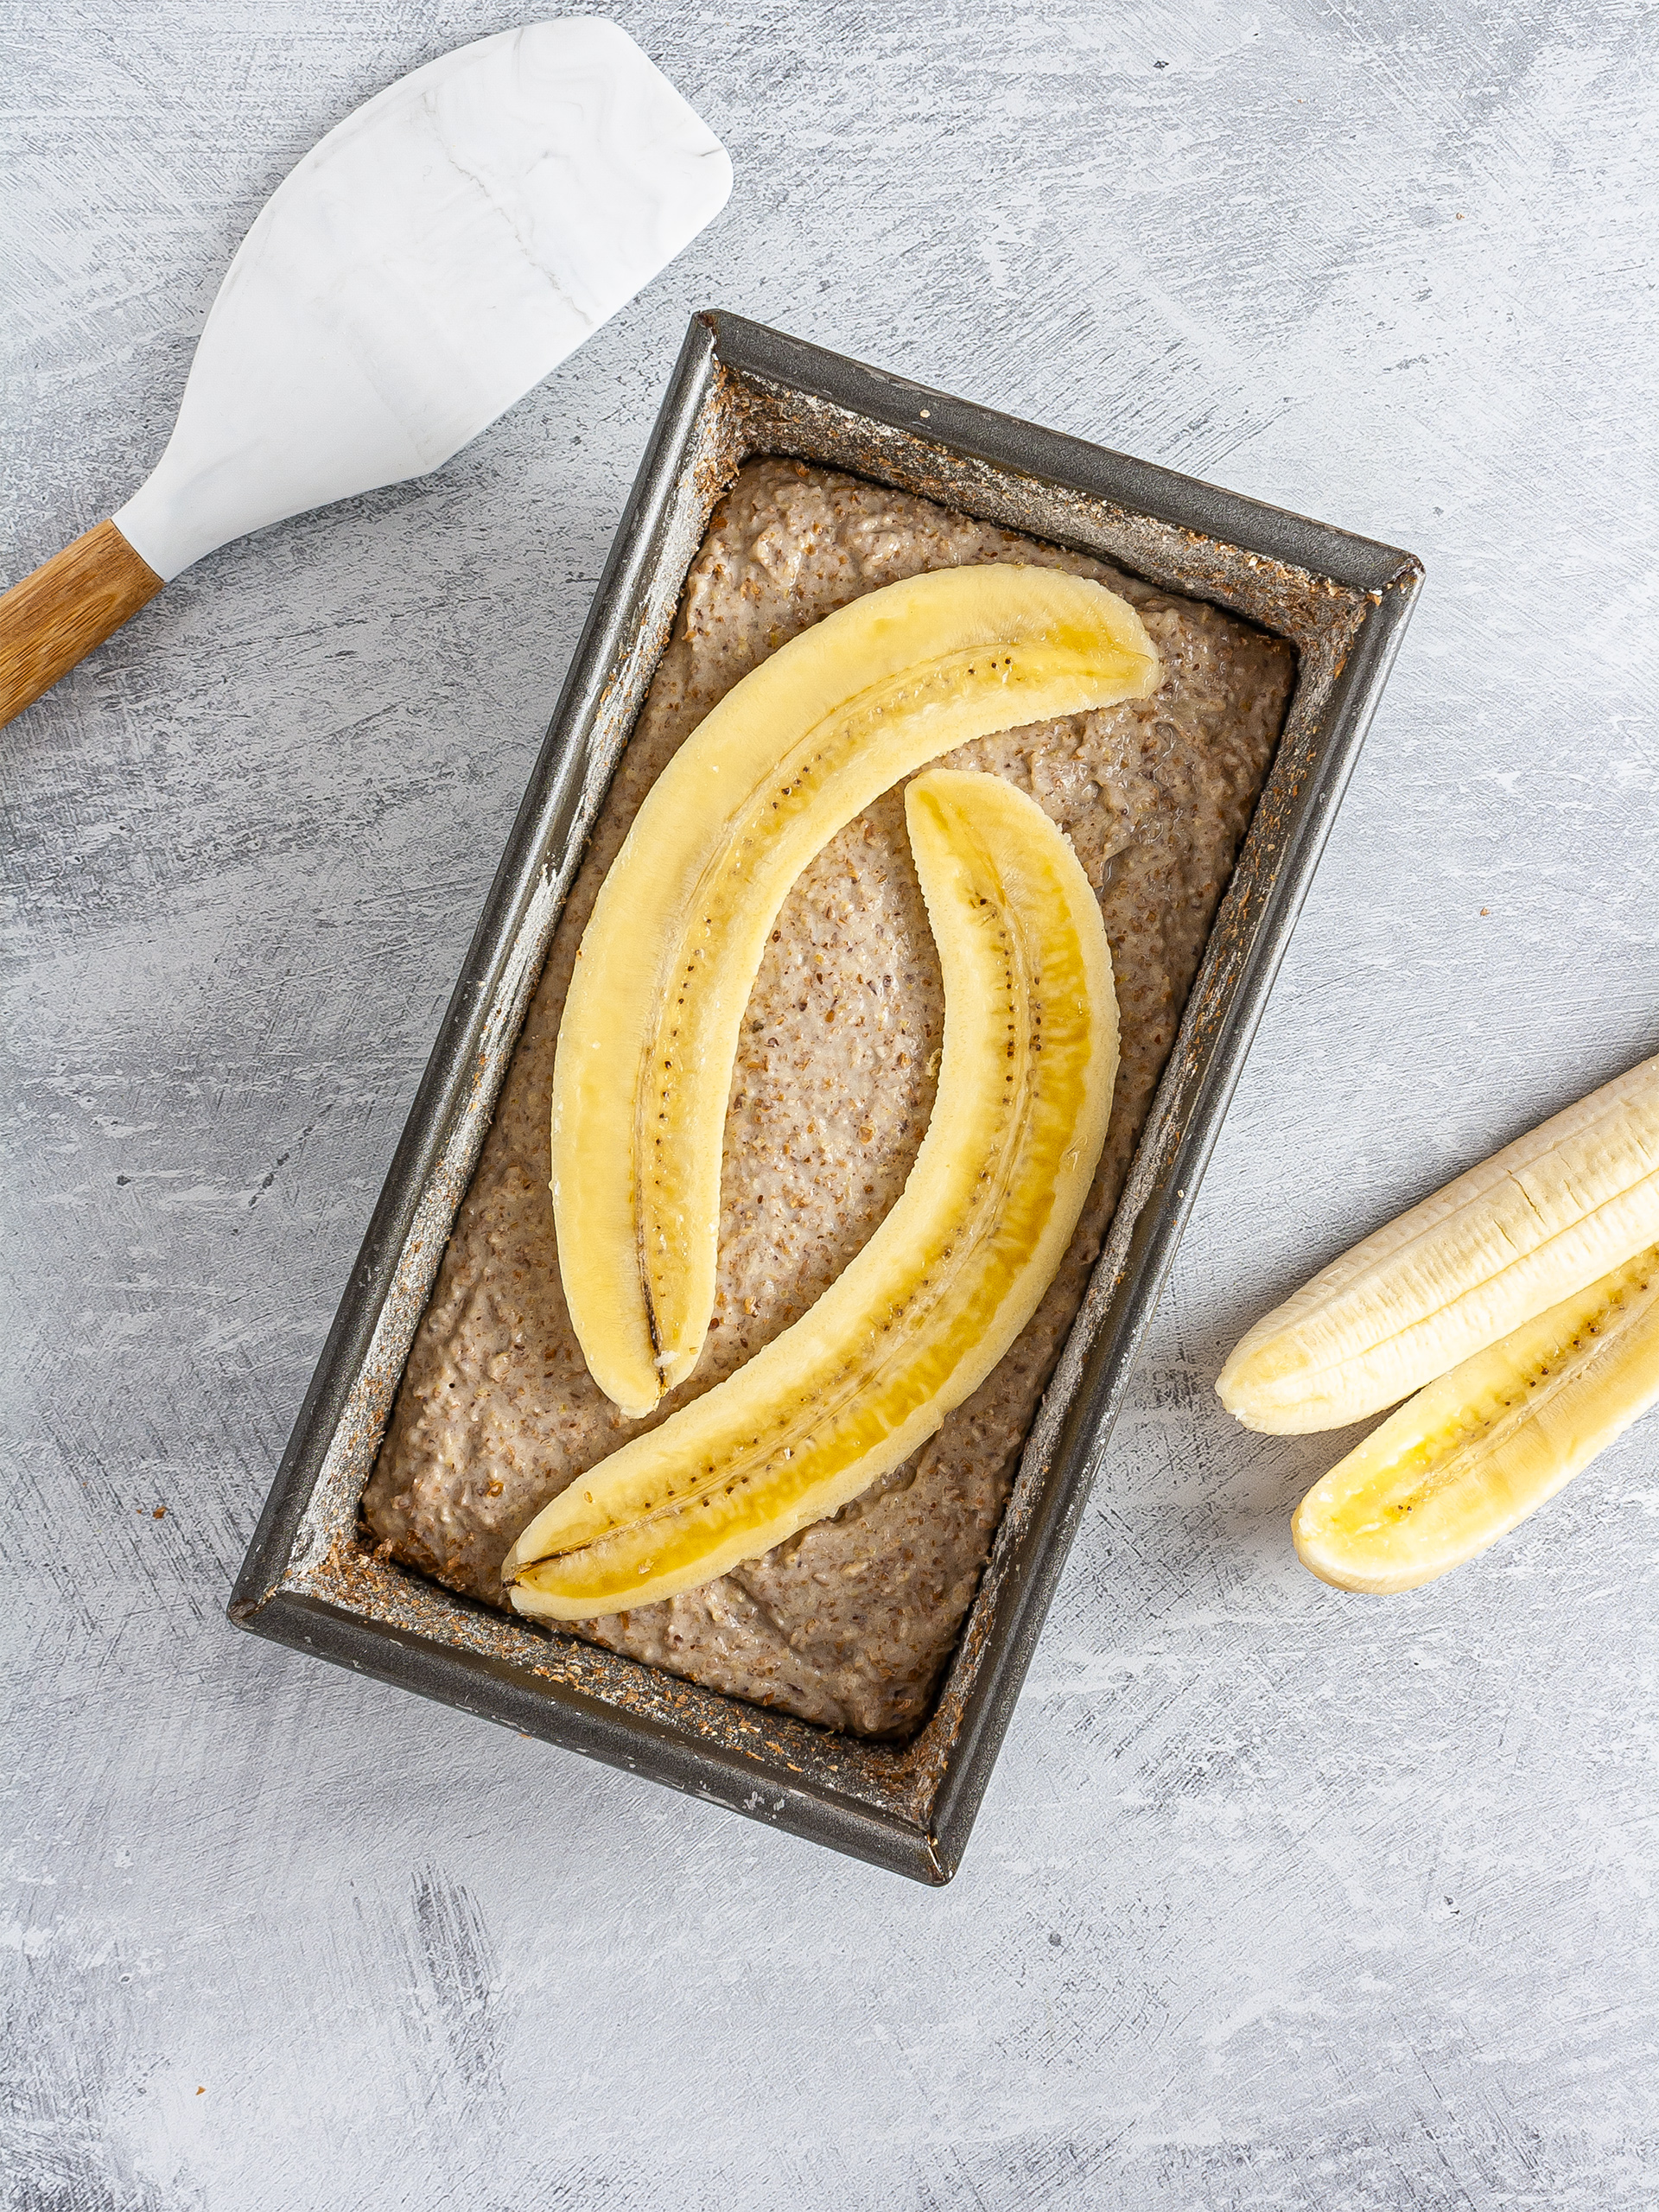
[504,770,1117,1618]
[551,563,1158,1416]
[1217,1055,1659,1433]
[1293,1242,1659,1593]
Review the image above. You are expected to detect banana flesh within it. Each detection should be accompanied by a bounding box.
[1217,1056,1659,1433]
[1293,1243,1659,1592]
[551,563,1158,1417]
[504,770,1117,1618]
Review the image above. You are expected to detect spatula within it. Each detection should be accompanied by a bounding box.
[0,19,731,730]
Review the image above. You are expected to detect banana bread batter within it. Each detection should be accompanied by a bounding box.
[361,459,1293,1735]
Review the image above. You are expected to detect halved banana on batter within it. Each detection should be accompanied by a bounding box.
[505,770,1117,1618]
[1217,1056,1659,1434]
[1293,1242,1659,1592]
[551,563,1158,1417]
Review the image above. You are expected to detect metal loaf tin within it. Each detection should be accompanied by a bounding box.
[230,310,1421,1884]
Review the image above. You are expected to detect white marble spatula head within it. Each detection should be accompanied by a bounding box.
[0,19,731,729]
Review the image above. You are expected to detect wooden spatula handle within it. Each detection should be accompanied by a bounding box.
[0,520,164,731]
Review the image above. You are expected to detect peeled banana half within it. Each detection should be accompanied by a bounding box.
[1294,1242,1659,1593]
[1217,1055,1659,1435]
[504,770,1117,1619]
[551,563,1158,1418]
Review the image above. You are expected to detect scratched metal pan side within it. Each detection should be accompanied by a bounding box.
[702,309,1417,602]
[229,311,729,1615]
[239,1591,944,1883]
[925,562,1421,1877]
[231,309,1420,1885]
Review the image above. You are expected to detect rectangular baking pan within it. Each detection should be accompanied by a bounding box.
[230,309,1421,1884]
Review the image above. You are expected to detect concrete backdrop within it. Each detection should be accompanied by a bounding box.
[5,2,1657,2205]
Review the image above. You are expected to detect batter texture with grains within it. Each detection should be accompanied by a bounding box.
[361,458,1293,1735]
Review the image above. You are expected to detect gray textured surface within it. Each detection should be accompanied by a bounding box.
[4,2,1657,2205]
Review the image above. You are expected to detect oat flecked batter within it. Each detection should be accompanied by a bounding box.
[362,460,1294,1736]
